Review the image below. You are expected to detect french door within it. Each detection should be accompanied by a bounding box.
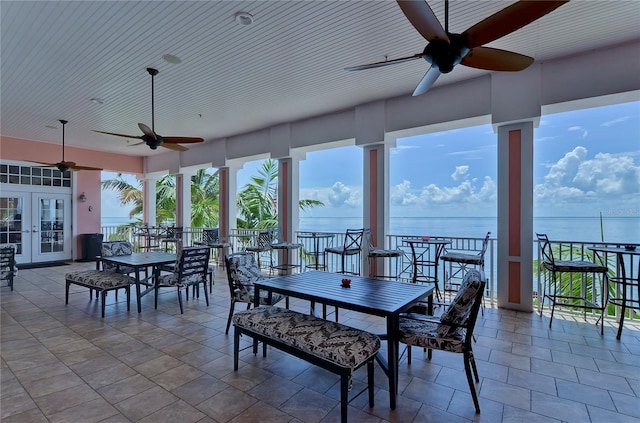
[0,189,72,264]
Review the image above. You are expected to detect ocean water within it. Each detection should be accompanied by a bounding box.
[103,216,639,243]
[300,216,638,244]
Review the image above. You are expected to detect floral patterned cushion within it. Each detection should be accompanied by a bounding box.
[226,253,283,304]
[437,269,483,337]
[101,241,136,274]
[398,317,465,353]
[233,306,380,370]
[66,270,134,289]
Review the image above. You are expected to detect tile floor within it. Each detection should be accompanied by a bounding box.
[1,261,639,422]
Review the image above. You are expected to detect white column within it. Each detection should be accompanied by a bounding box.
[219,161,242,245]
[140,176,158,225]
[496,121,534,311]
[175,169,195,229]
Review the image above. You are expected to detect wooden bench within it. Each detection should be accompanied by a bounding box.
[65,270,135,317]
[233,305,380,423]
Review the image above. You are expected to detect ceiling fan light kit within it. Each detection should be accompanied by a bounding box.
[346,0,569,96]
[93,67,205,151]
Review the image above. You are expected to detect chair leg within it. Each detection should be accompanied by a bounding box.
[407,345,412,364]
[469,350,479,382]
[226,301,236,334]
[367,360,375,407]
[464,351,481,413]
[177,287,184,314]
[203,281,209,306]
[65,281,70,304]
[126,286,131,312]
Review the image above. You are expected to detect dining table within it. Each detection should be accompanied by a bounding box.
[100,251,176,312]
[588,245,640,339]
[253,271,435,410]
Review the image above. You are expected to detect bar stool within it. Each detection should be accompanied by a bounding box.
[537,233,609,334]
[325,229,365,275]
[195,228,231,266]
[245,230,274,271]
[364,229,403,280]
[441,232,490,303]
[270,227,303,275]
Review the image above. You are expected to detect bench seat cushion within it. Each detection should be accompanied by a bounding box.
[233,306,380,370]
[66,270,134,289]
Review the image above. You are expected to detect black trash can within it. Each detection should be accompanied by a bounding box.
[80,233,104,262]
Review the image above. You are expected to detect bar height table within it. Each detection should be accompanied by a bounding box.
[588,245,640,339]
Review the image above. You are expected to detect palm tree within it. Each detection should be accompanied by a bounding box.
[102,161,323,229]
[237,159,324,229]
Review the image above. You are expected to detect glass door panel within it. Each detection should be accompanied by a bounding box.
[31,193,71,262]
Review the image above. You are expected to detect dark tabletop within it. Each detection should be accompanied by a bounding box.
[101,251,176,267]
[254,271,434,316]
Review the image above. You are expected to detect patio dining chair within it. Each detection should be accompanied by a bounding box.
[155,246,210,314]
[537,233,608,334]
[398,270,485,413]
[224,252,285,334]
[325,228,365,275]
[0,244,17,291]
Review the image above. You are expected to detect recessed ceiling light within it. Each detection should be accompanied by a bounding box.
[235,11,254,26]
[90,98,104,105]
[162,54,182,64]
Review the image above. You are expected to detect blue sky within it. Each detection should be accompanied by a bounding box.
[103,101,640,221]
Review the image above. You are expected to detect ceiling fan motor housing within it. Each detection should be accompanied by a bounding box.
[423,33,469,73]
[142,134,164,149]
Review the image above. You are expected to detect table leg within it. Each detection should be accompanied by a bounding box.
[135,268,142,313]
[386,315,398,409]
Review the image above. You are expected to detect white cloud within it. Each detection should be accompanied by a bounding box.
[601,116,629,127]
[568,126,588,138]
[391,180,422,206]
[451,165,469,181]
[534,147,640,212]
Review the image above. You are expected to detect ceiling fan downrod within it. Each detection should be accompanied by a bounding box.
[147,68,159,133]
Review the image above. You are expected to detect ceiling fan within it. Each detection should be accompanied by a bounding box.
[346,0,569,96]
[32,120,103,172]
[93,67,205,151]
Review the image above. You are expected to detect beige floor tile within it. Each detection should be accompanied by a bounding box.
[2,263,639,423]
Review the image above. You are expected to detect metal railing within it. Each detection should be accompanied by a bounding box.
[99,224,637,322]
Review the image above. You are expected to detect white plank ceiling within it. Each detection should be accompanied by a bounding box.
[1,0,639,156]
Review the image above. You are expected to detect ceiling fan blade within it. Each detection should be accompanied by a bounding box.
[162,136,205,144]
[30,161,57,167]
[345,53,425,71]
[462,47,534,71]
[161,143,189,152]
[127,140,146,147]
[70,164,103,171]
[93,130,142,140]
[396,0,448,42]
[464,0,569,48]
[412,66,441,96]
[138,123,156,140]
